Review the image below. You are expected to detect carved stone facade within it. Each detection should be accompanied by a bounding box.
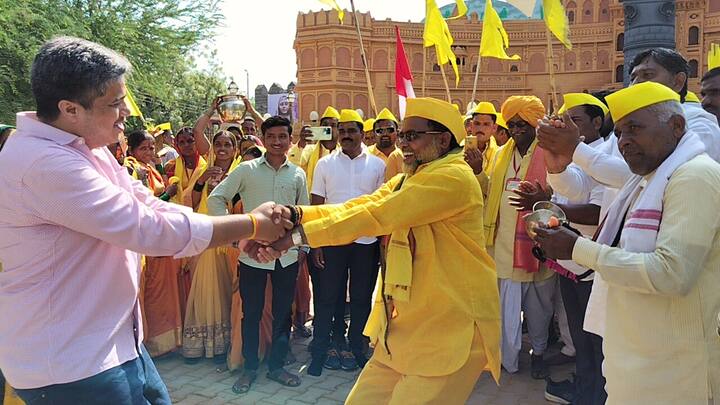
[294,0,720,120]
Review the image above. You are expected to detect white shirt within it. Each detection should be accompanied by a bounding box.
[311,146,386,244]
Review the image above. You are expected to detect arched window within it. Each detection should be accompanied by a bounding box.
[300,48,315,69]
[598,0,610,22]
[582,0,593,23]
[336,47,351,68]
[581,51,593,69]
[688,26,699,45]
[597,50,609,69]
[373,49,388,70]
[318,93,332,112]
[510,65,519,72]
[615,64,624,83]
[301,94,315,122]
[564,51,577,71]
[616,33,624,52]
[433,63,440,72]
[689,59,699,78]
[318,47,332,67]
[568,11,575,23]
[566,1,577,24]
[529,53,545,73]
[336,93,351,109]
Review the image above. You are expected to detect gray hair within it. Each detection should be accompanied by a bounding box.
[644,100,687,131]
[31,36,132,120]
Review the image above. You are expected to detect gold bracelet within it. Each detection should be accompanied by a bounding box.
[248,214,258,239]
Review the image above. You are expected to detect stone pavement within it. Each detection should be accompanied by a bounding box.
[155,333,574,405]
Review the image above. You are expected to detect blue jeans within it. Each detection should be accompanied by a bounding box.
[14,345,170,405]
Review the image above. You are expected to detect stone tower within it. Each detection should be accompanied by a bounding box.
[254,85,268,114]
[621,0,676,84]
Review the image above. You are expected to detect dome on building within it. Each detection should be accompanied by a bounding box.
[439,0,542,20]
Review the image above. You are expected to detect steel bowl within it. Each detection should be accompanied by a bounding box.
[532,201,567,222]
[523,209,562,239]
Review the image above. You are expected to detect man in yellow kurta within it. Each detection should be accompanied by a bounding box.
[300,106,340,191]
[534,82,720,405]
[288,125,312,167]
[366,108,404,181]
[255,98,501,404]
[484,96,555,379]
[362,118,376,146]
[466,102,500,196]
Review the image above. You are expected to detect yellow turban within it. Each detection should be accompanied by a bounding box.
[685,91,700,103]
[321,106,341,120]
[339,109,364,125]
[363,118,376,132]
[405,97,466,144]
[606,82,680,122]
[376,108,398,124]
[558,93,609,116]
[472,101,499,117]
[501,96,545,128]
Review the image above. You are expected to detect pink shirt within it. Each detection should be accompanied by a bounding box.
[0,113,213,389]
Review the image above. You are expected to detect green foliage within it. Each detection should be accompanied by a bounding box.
[0,0,227,130]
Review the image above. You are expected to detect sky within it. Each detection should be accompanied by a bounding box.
[208,1,460,97]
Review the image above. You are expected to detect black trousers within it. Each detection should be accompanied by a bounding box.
[239,260,298,372]
[559,276,607,405]
[310,242,379,358]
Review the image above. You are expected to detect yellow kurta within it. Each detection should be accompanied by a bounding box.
[572,154,720,405]
[299,150,501,380]
[473,137,499,197]
[287,143,304,167]
[367,144,404,181]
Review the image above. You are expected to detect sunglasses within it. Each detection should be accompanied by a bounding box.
[506,121,529,129]
[397,130,442,142]
[374,127,396,135]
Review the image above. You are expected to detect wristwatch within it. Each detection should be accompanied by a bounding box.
[291,228,305,247]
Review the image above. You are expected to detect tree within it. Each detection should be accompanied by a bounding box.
[0,0,226,130]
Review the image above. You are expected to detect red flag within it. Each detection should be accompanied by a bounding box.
[395,26,416,119]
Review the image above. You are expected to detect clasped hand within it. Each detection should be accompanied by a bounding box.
[245,204,297,263]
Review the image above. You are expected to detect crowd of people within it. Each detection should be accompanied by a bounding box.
[0,36,719,405]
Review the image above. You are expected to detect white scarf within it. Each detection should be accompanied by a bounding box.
[596,131,706,252]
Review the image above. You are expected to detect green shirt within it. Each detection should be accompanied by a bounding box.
[207,154,309,270]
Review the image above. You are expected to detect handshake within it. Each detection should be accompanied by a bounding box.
[245,202,305,263]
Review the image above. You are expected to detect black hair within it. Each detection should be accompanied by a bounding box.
[702,67,720,82]
[260,115,292,136]
[31,36,131,121]
[175,127,194,139]
[242,146,263,159]
[342,121,364,132]
[428,119,461,150]
[127,129,152,151]
[582,105,605,122]
[590,90,613,107]
[630,48,689,101]
[212,130,238,149]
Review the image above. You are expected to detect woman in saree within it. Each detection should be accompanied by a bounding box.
[182,131,239,368]
[124,130,183,358]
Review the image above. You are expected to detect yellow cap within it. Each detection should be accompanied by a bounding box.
[405,97,466,144]
[339,109,364,125]
[471,101,499,117]
[376,108,398,124]
[321,106,341,120]
[685,91,700,103]
[558,93,609,116]
[496,115,508,130]
[363,118,376,132]
[606,82,680,122]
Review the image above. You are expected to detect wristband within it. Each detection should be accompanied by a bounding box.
[248,214,258,240]
[193,182,205,192]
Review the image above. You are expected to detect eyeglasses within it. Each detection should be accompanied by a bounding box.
[506,120,529,129]
[397,130,442,142]
[375,127,396,135]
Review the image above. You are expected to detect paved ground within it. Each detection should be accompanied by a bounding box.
[155,332,574,405]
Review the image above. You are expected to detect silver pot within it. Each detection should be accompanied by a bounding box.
[216,94,246,122]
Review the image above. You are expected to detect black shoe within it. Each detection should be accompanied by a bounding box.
[531,354,550,379]
[339,350,358,371]
[545,352,576,366]
[544,377,575,404]
[352,350,369,369]
[323,348,342,370]
[308,356,325,376]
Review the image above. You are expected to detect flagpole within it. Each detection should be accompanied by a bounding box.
[422,46,427,97]
[471,56,481,106]
[439,63,452,103]
[545,27,560,114]
[349,0,378,116]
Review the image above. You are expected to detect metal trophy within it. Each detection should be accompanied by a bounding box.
[216,80,246,123]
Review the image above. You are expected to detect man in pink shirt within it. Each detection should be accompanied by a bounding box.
[0,37,290,404]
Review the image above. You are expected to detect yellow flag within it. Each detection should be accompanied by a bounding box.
[424,0,460,85]
[709,43,720,71]
[318,0,344,23]
[480,0,520,60]
[125,87,144,120]
[543,0,572,49]
[446,0,468,20]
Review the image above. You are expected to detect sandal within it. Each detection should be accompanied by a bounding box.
[231,370,257,394]
[266,368,301,387]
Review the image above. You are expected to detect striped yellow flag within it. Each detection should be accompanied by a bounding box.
[124,87,144,120]
[318,0,344,22]
[543,0,572,49]
[480,0,520,60]
[446,0,469,19]
[424,0,460,85]
[709,43,720,70]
